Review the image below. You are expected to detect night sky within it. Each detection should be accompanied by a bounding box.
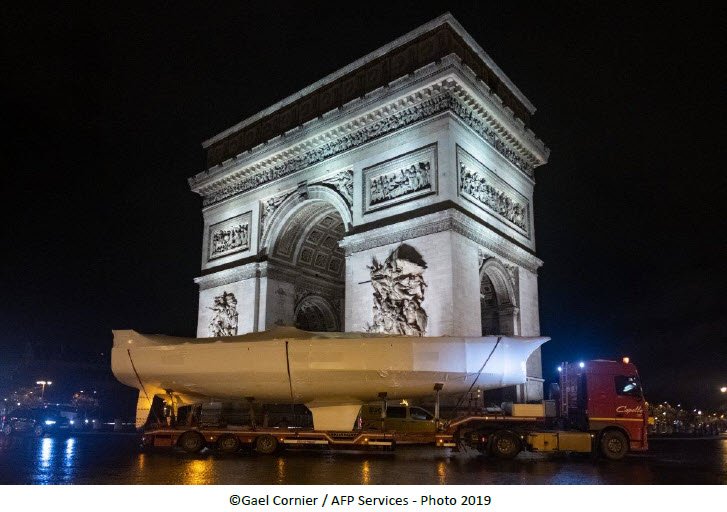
[2,3,725,408]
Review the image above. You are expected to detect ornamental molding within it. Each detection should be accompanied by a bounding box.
[190,59,548,208]
[194,261,267,291]
[340,208,542,272]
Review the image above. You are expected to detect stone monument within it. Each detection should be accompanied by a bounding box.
[188,14,550,401]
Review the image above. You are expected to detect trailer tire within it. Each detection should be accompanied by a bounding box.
[491,430,521,459]
[600,430,628,460]
[255,434,279,455]
[178,431,205,453]
[216,434,241,453]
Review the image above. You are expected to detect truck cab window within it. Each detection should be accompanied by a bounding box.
[409,407,433,420]
[614,375,642,399]
[386,406,406,418]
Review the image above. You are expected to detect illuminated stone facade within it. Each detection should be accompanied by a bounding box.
[189,14,549,401]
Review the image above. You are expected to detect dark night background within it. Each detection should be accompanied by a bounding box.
[1,2,725,410]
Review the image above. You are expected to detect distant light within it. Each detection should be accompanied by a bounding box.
[69,420,75,425]
[662,412,666,416]
[721,387,727,393]
[85,419,89,424]
[697,410,702,415]
[557,366,562,372]
[17,403,20,406]
[36,381,45,385]
[622,357,630,364]
[579,362,585,368]
[44,420,56,425]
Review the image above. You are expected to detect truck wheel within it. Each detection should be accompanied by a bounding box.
[600,430,628,460]
[33,425,44,437]
[491,431,521,459]
[216,434,241,453]
[178,431,205,453]
[255,434,278,454]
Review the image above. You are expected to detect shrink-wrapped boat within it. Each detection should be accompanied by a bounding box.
[111,327,547,430]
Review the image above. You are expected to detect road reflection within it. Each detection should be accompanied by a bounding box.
[0,434,724,484]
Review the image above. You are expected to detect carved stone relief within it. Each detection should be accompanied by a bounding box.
[319,169,353,207]
[365,244,428,336]
[208,212,252,260]
[260,192,290,242]
[208,291,239,337]
[363,144,437,213]
[457,146,530,237]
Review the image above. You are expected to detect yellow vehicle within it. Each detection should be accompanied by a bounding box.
[358,404,436,433]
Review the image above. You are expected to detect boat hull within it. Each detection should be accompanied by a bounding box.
[111,327,547,430]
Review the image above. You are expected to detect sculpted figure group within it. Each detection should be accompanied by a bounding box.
[369,161,431,205]
[211,223,249,256]
[208,291,239,337]
[459,162,527,230]
[366,246,428,336]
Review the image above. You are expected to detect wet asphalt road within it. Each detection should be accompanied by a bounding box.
[0,433,725,485]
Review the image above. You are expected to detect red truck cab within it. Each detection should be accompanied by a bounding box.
[560,359,648,455]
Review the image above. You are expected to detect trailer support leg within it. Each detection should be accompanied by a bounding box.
[434,383,443,425]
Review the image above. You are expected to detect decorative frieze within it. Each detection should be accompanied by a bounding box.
[365,244,428,336]
[208,212,252,260]
[208,291,239,337]
[201,91,534,207]
[457,146,530,237]
[363,144,437,214]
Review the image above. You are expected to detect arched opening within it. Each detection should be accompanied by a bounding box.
[268,199,346,331]
[294,295,339,331]
[480,258,519,336]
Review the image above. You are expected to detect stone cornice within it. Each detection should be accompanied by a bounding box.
[190,62,548,209]
[194,261,267,290]
[201,13,536,151]
[339,208,543,272]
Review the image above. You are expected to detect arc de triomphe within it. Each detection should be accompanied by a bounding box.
[188,14,550,401]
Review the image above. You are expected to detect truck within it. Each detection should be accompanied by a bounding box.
[141,357,648,461]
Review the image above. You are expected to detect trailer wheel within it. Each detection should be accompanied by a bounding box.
[491,431,521,459]
[255,434,279,455]
[178,431,205,453]
[216,434,241,453]
[600,430,628,460]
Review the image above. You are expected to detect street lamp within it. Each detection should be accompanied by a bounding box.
[36,380,52,399]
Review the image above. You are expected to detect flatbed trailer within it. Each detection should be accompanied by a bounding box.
[142,426,457,454]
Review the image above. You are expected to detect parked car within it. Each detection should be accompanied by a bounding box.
[1,408,72,436]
